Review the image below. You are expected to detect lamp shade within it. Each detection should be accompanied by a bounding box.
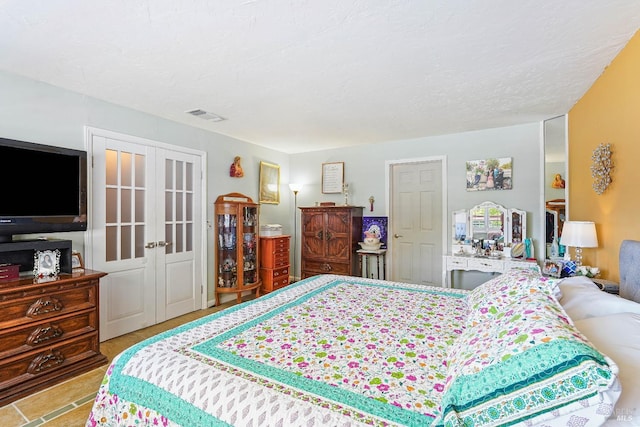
[289,183,303,193]
[560,221,598,248]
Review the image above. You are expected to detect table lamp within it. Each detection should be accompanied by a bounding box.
[560,221,598,267]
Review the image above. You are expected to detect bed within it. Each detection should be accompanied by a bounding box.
[86,242,640,427]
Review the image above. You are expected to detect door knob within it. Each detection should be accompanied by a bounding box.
[394,234,403,238]
[145,242,157,248]
[158,241,173,247]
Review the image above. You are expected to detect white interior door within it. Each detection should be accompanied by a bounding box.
[156,148,203,321]
[87,128,204,341]
[388,159,445,285]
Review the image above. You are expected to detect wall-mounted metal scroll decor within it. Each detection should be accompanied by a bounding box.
[590,143,613,195]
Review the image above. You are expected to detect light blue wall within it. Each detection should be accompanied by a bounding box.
[0,71,290,301]
[1,70,545,291]
[290,123,543,288]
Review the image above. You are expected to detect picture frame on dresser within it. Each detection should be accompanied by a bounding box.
[71,251,84,271]
[33,249,60,278]
[543,259,563,278]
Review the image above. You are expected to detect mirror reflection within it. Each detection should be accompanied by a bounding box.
[452,209,468,245]
[470,202,506,243]
[543,115,567,257]
[451,201,527,257]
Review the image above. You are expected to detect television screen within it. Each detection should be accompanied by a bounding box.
[0,137,87,242]
[3,146,81,216]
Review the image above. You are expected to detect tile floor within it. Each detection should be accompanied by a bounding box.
[0,298,245,426]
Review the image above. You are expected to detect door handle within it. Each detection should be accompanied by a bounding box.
[145,242,157,249]
[158,241,173,247]
[394,234,403,238]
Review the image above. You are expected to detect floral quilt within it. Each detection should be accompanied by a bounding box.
[86,271,619,427]
[87,275,468,427]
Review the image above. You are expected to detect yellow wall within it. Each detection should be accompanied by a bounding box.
[568,30,640,281]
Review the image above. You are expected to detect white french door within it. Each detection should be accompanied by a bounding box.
[87,128,204,341]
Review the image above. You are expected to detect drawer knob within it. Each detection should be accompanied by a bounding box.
[27,296,63,317]
[27,324,64,345]
[321,263,332,272]
[27,350,65,374]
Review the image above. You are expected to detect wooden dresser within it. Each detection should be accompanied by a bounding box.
[259,235,291,293]
[300,206,363,279]
[0,270,108,406]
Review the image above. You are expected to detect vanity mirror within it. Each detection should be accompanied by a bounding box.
[450,201,527,255]
[452,209,469,244]
[469,201,507,246]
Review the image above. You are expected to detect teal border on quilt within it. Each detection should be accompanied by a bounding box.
[437,339,612,426]
[108,276,466,427]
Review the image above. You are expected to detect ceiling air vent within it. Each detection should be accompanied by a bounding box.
[186,109,226,122]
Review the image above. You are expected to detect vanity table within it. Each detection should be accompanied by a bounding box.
[442,254,537,287]
[445,201,536,288]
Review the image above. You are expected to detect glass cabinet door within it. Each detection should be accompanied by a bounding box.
[242,206,258,285]
[217,213,237,288]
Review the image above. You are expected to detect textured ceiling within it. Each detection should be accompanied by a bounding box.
[0,1,638,153]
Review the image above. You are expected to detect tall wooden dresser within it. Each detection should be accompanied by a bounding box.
[0,270,108,405]
[300,206,363,279]
[259,235,291,293]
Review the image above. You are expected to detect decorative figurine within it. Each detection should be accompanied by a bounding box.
[230,156,244,178]
[551,173,565,189]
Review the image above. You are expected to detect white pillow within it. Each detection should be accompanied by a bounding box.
[559,276,640,321]
[574,313,640,425]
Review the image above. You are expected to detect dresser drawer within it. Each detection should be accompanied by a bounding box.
[272,253,289,268]
[260,236,291,269]
[0,280,97,329]
[302,259,351,275]
[446,257,469,269]
[0,333,101,392]
[260,266,290,293]
[467,258,503,272]
[0,310,96,360]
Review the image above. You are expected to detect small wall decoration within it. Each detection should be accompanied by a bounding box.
[322,162,344,193]
[551,173,565,189]
[590,143,613,195]
[259,161,280,204]
[362,217,388,248]
[230,156,244,178]
[466,157,512,191]
[33,249,61,278]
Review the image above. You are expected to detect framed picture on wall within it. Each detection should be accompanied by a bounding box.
[259,161,280,204]
[322,162,344,193]
[362,217,388,248]
[465,157,512,191]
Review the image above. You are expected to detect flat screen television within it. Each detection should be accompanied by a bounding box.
[0,137,87,243]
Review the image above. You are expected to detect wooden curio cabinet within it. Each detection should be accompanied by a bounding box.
[300,206,363,279]
[214,193,261,305]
